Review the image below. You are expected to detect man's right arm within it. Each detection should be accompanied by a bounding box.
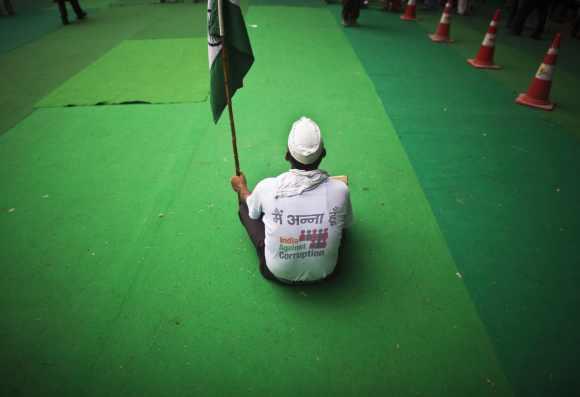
[230,173,252,202]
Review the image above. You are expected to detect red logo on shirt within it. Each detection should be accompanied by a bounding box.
[299,228,329,249]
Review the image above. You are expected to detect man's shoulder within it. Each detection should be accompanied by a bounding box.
[325,178,350,195]
[253,177,278,194]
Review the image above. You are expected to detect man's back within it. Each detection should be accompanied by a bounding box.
[247,172,353,282]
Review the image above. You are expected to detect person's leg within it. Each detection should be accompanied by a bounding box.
[69,0,87,19]
[508,0,521,27]
[388,0,402,12]
[3,0,15,15]
[563,0,576,19]
[511,0,536,35]
[422,0,437,10]
[531,0,549,38]
[573,15,580,37]
[572,5,580,37]
[351,0,361,22]
[457,0,468,15]
[550,0,566,20]
[342,0,352,25]
[56,0,69,25]
[237,202,278,282]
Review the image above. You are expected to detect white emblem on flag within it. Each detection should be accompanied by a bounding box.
[207,0,223,68]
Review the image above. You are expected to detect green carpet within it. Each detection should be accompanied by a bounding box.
[0,4,184,135]
[0,104,211,396]
[112,0,155,5]
[130,3,208,39]
[0,8,61,54]
[336,4,580,397]
[36,38,208,107]
[3,0,580,396]
[0,3,513,396]
[80,0,116,8]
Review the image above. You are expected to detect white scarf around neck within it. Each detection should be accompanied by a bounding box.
[275,169,329,199]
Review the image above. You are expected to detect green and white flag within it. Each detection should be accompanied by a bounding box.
[207,0,254,123]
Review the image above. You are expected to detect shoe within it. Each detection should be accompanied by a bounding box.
[78,12,87,20]
[342,18,354,27]
[530,32,542,40]
[62,18,70,25]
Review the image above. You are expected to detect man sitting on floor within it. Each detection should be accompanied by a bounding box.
[230,117,353,285]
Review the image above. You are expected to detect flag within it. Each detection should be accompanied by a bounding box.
[207,0,254,123]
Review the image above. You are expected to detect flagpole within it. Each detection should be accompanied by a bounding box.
[218,0,241,177]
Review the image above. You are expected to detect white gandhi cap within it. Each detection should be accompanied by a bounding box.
[287,116,324,165]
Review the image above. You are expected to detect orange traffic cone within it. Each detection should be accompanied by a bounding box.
[468,9,501,69]
[429,1,454,43]
[516,33,561,111]
[400,0,416,21]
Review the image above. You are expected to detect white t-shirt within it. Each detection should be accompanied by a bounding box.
[246,172,353,282]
